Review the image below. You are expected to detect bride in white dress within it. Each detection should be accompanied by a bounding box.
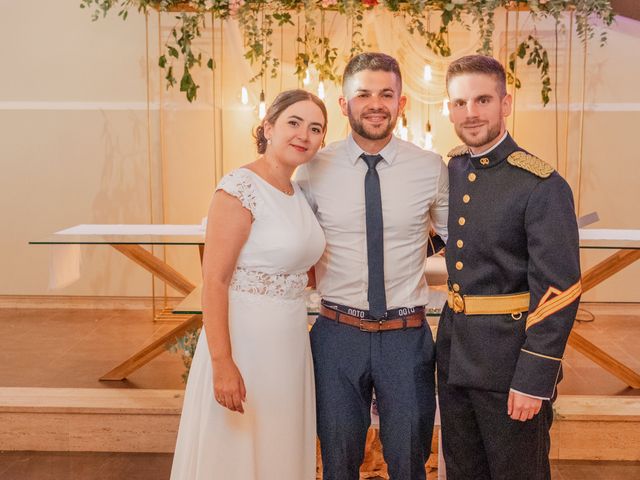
[170,90,327,480]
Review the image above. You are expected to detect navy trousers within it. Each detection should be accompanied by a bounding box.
[436,307,553,480]
[310,315,436,480]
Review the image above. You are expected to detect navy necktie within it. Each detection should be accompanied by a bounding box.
[361,153,387,320]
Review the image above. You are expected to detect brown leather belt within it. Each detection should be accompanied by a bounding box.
[447,289,530,315]
[319,305,425,332]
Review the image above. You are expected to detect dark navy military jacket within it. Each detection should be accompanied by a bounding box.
[437,133,581,399]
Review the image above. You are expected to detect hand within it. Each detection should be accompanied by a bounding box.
[212,357,246,414]
[508,391,542,422]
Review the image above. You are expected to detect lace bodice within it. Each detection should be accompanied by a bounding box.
[229,267,308,300]
[216,168,325,300]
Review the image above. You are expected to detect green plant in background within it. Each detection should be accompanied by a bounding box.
[168,327,201,383]
[507,35,551,105]
[80,1,615,105]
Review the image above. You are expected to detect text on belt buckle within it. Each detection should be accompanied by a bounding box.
[452,292,465,313]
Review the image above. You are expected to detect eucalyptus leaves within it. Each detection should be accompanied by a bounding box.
[80,1,615,105]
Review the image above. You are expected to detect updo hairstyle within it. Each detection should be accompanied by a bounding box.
[254,89,328,154]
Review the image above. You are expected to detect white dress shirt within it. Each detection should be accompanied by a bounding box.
[296,134,449,310]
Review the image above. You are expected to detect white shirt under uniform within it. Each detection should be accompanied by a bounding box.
[296,134,449,311]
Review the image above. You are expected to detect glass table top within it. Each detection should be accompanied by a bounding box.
[30,234,205,246]
[31,227,639,249]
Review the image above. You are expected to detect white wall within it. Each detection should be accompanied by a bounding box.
[1,3,638,301]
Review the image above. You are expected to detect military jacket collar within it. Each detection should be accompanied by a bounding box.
[468,132,519,170]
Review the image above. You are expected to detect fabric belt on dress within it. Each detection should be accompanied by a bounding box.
[319,301,425,332]
[447,288,530,315]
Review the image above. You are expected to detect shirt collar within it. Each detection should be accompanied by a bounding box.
[347,133,399,166]
[468,131,519,170]
[469,130,509,157]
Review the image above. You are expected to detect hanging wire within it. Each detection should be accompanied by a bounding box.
[280,22,284,92]
[261,5,267,100]
[144,11,157,315]
[553,22,560,170]
[576,26,588,217]
[504,8,509,68]
[210,11,218,186]
[562,11,575,181]
[319,8,326,98]
[296,11,301,89]
[218,16,225,182]
[511,6,520,137]
[158,11,170,301]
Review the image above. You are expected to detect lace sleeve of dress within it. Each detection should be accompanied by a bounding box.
[216,170,259,218]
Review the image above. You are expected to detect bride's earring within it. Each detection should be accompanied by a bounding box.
[267,138,272,145]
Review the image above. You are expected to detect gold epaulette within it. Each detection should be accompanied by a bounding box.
[507,151,554,178]
[447,144,470,157]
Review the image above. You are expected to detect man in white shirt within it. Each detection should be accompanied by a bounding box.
[296,52,448,480]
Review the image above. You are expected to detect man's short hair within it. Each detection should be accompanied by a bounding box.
[446,55,507,98]
[342,52,402,92]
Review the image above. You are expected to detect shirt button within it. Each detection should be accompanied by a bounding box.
[468,173,477,182]
[455,261,464,270]
[452,283,461,292]
[463,194,470,203]
[458,217,466,226]
[457,239,464,248]
[480,157,490,166]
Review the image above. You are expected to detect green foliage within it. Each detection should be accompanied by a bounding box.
[168,327,201,383]
[507,35,552,105]
[79,1,615,104]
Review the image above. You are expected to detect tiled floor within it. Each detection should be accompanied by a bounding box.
[0,307,185,389]
[1,302,639,479]
[0,452,173,480]
[557,304,640,396]
[2,303,640,394]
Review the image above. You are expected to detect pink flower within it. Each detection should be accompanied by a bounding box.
[362,0,379,6]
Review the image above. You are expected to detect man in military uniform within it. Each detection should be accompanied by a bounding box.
[436,55,581,479]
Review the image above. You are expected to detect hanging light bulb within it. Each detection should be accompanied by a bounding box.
[424,121,433,150]
[423,64,432,82]
[303,68,311,86]
[258,90,266,120]
[442,98,449,116]
[240,85,249,105]
[398,113,409,141]
[317,79,325,100]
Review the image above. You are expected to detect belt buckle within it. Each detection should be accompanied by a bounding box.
[359,319,383,332]
[452,292,465,313]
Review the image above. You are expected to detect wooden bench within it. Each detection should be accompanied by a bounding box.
[1,388,639,461]
[0,388,182,452]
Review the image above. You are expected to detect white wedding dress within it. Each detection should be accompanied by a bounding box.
[170,168,325,480]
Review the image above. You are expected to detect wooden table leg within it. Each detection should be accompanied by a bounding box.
[111,244,196,295]
[101,244,199,380]
[100,314,203,381]
[568,248,640,388]
[567,331,640,389]
[581,249,640,293]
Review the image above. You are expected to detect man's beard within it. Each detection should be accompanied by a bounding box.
[455,120,502,149]
[348,107,395,141]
